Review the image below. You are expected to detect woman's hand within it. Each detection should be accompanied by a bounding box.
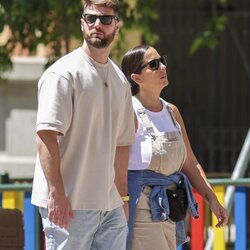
[209,199,228,227]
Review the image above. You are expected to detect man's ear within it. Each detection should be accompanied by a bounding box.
[115,23,120,34]
[80,19,84,31]
[131,73,142,84]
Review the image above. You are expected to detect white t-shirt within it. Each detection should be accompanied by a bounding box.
[31,48,135,211]
[128,97,178,170]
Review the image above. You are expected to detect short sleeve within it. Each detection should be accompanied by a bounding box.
[36,72,73,135]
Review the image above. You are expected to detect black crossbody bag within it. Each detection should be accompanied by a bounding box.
[166,175,188,222]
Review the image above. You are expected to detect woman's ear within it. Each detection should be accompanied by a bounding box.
[131,73,143,84]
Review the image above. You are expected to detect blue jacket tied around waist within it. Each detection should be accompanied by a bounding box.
[127,170,199,249]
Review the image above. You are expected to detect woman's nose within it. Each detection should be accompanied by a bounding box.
[160,62,166,70]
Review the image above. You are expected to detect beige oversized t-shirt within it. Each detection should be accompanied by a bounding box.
[31,48,135,211]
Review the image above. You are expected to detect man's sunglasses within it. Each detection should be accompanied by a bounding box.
[83,14,119,25]
[137,56,167,72]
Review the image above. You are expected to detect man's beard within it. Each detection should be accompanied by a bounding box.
[84,30,116,49]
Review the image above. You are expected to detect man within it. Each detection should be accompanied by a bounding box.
[31,0,135,249]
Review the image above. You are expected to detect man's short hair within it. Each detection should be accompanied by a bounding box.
[81,0,120,13]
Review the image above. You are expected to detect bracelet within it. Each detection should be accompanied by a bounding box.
[121,194,130,202]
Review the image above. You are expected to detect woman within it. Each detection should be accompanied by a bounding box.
[121,45,228,250]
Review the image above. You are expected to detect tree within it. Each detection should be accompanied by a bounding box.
[0,0,158,77]
[190,0,229,54]
[0,0,229,78]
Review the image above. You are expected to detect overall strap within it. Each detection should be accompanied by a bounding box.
[132,96,157,139]
[160,98,182,134]
[133,96,181,136]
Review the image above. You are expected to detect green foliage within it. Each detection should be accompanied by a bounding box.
[0,0,231,75]
[218,0,227,6]
[114,0,159,60]
[190,0,229,54]
[0,46,12,76]
[0,0,159,77]
[190,15,228,54]
[0,0,82,53]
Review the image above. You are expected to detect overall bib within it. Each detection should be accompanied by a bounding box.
[131,99,187,250]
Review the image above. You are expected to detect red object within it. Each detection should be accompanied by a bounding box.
[43,232,46,250]
[190,189,204,250]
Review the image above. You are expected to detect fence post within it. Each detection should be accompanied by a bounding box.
[234,187,248,250]
[2,191,24,211]
[24,191,36,250]
[212,186,225,250]
[0,171,9,207]
[190,189,204,250]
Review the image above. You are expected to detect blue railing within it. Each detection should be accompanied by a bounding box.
[1,178,250,250]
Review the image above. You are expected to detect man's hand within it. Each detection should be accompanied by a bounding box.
[48,190,74,229]
[36,131,74,229]
[123,201,129,220]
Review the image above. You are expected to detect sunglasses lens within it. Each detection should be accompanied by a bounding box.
[100,16,113,25]
[85,14,97,23]
[149,60,159,70]
[161,56,167,66]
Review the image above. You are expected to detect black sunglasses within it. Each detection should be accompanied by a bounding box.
[138,56,167,72]
[83,14,119,25]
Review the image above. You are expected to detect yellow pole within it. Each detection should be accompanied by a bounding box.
[212,186,225,250]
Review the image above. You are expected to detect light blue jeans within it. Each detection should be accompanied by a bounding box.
[40,206,127,250]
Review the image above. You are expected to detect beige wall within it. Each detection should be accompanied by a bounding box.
[0,56,47,179]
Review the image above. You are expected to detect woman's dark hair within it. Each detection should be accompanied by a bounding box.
[121,45,150,95]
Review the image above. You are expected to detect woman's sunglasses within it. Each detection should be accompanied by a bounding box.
[138,56,167,72]
[83,14,119,25]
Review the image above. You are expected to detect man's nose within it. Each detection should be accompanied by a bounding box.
[94,18,102,28]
